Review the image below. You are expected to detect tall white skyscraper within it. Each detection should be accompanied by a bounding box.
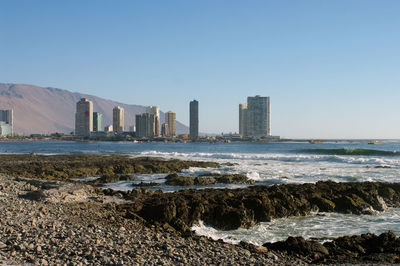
[75,98,93,136]
[146,106,160,136]
[241,96,271,138]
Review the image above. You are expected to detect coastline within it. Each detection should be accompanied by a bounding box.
[1,154,399,264]
[0,174,303,265]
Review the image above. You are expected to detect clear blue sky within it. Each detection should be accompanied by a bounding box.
[1,0,400,138]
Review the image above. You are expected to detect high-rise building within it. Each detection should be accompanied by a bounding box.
[0,109,13,125]
[190,100,199,140]
[161,123,169,136]
[239,104,248,137]
[0,109,13,136]
[135,114,146,138]
[135,113,156,138]
[136,113,156,138]
[93,112,103,132]
[246,95,271,138]
[165,111,176,136]
[113,106,124,133]
[146,106,160,137]
[75,98,93,136]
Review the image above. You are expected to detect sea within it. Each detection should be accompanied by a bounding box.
[1,139,400,245]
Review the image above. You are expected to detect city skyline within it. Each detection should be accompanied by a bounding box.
[2,1,400,138]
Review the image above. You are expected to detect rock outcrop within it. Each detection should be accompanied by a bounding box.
[165,173,254,186]
[264,231,400,264]
[0,154,220,183]
[114,181,400,231]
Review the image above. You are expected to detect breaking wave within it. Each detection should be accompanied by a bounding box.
[300,148,399,157]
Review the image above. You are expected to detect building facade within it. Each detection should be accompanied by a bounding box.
[75,98,93,136]
[93,112,103,132]
[0,109,13,136]
[113,106,124,133]
[0,109,13,125]
[104,125,113,132]
[189,100,199,140]
[239,104,248,137]
[135,114,147,138]
[146,106,160,137]
[135,113,156,138]
[161,123,169,136]
[128,125,136,132]
[0,122,12,136]
[246,95,271,138]
[165,111,176,136]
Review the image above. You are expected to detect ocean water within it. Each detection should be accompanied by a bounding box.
[1,140,400,244]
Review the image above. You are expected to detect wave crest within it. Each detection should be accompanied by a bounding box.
[301,148,399,156]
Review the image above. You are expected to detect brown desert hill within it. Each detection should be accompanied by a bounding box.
[0,83,188,135]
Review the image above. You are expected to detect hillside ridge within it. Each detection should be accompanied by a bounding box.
[0,83,188,135]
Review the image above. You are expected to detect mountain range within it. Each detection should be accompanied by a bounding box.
[0,83,188,135]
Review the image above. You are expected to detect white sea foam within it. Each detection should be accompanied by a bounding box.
[133,150,400,185]
[247,171,262,181]
[135,150,400,167]
[192,208,400,246]
[71,176,100,182]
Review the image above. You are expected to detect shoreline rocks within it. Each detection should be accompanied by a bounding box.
[264,231,400,264]
[1,172,399,264]
[0,174,303,265]
[165,173,255,186]
[116,181,400,231]
[0,154,220,183]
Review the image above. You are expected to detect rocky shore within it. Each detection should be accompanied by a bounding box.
[112,181,400,231]
[1,154,400,264]
[0,174,303,265]
[0,154,220,183]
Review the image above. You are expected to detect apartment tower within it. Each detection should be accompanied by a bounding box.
[189,100,199,140]
[239,104,248,137]
[75,98,93,136]
[246,96,271,138]
[135,113,156,138]
[146,106,160,137]
[161,123,169,136]
[0,109,13,136]
[165,111,176,136]
[113,106,124,133]
[93,112,103,132]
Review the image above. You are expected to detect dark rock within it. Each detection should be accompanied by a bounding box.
[165,173,194,186]
[119,181,400,232]
[194,177,217,185]
[0,154,220,184]
[263,236,329,257]
[262,231,400,264]
[133,182,160,187]
[320,231,400,264]
[239,241,268,253]
[216,174,254,184]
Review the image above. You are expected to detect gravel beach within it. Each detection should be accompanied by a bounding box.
[0,174,306,265]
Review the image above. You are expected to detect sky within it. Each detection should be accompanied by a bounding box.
[1,0,400,138]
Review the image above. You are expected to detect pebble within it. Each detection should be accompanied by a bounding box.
[0,174,301,265]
